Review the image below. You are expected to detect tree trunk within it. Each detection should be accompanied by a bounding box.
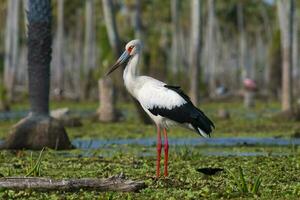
[102,0,121,56]
[1,0,73,150]
[237,4,246,85]
[101,0,125,98]
[28,1,51,115]
[237,2,254,108]
[97,77,117,122]
[99,0,119,122]
[0,176,146,192]
[206,0,217,97]
[73,10,84,100]
[53,0,64,100]
[4,0,20,102]
[277,0,294,111]
[82,0,96,100]
[267,30,282,99]
[133,0,143,40]
[132,0,144,69]
[292,4,298,97]
[171,0,180,76]
[189,0,201,105]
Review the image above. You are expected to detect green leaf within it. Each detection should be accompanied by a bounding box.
[25,148,45,177]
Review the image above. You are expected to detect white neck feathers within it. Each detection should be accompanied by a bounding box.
[123,53,139,95]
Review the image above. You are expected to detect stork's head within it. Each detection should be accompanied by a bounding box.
[105,39,141,76]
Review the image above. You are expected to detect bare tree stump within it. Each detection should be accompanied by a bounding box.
[0,176,146,192]
[97,77,117,122]
[244,91,255,108]
[0,115,74,150]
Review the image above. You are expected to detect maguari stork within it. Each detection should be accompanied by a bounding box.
[106,39,214,178]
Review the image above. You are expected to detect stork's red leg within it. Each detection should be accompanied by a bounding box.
[163,128,169,177]
[156,125,162,178]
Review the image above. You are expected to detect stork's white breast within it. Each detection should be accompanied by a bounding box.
[136,77,187,110]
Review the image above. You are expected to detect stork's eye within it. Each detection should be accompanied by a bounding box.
[128,46,134,52]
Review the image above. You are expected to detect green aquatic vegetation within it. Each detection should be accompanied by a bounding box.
[226,166,262,195]
[0,148,299,199]
[26,148,44,177]
[0,101,300,199]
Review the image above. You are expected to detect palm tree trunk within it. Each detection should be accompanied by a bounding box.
[27,0,52,115]
[1,0,72,150]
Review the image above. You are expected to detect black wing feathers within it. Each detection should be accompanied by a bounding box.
[148,85,214,136]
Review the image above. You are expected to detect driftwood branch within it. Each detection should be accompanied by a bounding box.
[0,176,146,192]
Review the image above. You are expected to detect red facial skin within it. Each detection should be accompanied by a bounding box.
[128,46,134,53]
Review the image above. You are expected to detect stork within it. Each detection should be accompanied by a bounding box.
[106,39,214,178]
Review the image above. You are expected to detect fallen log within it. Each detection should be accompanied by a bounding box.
[0,176,146,192]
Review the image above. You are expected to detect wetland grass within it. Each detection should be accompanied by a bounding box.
[0,101,299,199]
[226,166,262,195]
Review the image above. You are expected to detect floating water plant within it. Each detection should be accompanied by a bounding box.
[226,166,262,195]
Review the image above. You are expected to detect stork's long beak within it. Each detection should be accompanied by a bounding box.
[105,51,130,76]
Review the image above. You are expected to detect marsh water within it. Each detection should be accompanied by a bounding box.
[72,137,300,149]
[68,137,299,157]
[0,137,297,158]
